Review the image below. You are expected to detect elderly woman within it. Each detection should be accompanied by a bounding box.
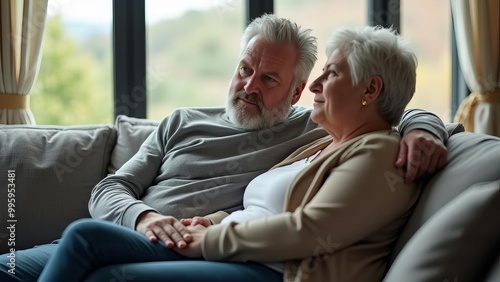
[40,26,421,282]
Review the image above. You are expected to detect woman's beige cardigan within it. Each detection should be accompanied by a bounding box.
[203,130,420,282]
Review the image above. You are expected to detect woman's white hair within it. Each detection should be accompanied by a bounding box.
[240,14,318,87]
[326,25,417,126]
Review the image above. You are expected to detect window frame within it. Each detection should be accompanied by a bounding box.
[113,0,147,118]
[112,0,461,120]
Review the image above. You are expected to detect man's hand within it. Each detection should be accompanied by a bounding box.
[135,211,192,248]
[174,224,207,258]
[180,216,212,227]
[396,129,448,183]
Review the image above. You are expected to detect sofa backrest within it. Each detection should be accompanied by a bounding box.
[0,124,117,254]
[0,115,161,254]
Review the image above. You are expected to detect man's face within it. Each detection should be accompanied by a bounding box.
[226,36,304,129]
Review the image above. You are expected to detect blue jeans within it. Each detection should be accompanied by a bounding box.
[37,219,282,282]
[0,240,59,282]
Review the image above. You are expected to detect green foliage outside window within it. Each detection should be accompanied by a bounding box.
[31,14,113,125]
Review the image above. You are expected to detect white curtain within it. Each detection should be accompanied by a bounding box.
[0,0,48,125]
[452,0,500,136]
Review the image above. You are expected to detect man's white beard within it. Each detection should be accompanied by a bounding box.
[225,86,294,130]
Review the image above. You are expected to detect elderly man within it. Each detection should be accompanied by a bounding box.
[0,14,447,281]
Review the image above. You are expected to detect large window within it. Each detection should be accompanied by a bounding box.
[29,0,453,124]
[277,0,451,123]
[401,0,451,123]
[31,0,113,125]
[276,0,367,108]
[146,0,245,120]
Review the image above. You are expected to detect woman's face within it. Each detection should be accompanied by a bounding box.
[308,48,367,131]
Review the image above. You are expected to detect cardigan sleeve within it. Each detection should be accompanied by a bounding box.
[201,134,419,262]
[204,210,230,225]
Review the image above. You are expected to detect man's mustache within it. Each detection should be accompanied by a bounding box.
[235,91,263,108]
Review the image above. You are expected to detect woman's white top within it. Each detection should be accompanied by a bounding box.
[221,150,321,272]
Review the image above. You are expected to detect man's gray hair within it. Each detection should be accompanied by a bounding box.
[240,14,318,85]
[326,26,417,126]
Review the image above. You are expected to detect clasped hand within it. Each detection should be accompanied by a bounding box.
[136,212,209,258]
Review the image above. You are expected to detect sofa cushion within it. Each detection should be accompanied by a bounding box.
[0,125,116,253]
[388,131,500,264]
[383,180,500,282]
[108,115,160,174]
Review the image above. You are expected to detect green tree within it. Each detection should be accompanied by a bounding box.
[30,14,113,125]
[146,5,243,119]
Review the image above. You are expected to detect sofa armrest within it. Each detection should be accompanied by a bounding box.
[384,180,500,282]
[385,132,500,281]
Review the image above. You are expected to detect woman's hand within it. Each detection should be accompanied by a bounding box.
[180,216,212,227]
[174,224,207,258]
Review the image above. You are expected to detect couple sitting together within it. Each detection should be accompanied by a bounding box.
[1,14,448,282]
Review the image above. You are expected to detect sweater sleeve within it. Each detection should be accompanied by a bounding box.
[398,108,448,144]
[202,135,419,262]
[88,119,169,229]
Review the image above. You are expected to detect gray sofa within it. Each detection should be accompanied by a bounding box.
[1,115,499,281]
